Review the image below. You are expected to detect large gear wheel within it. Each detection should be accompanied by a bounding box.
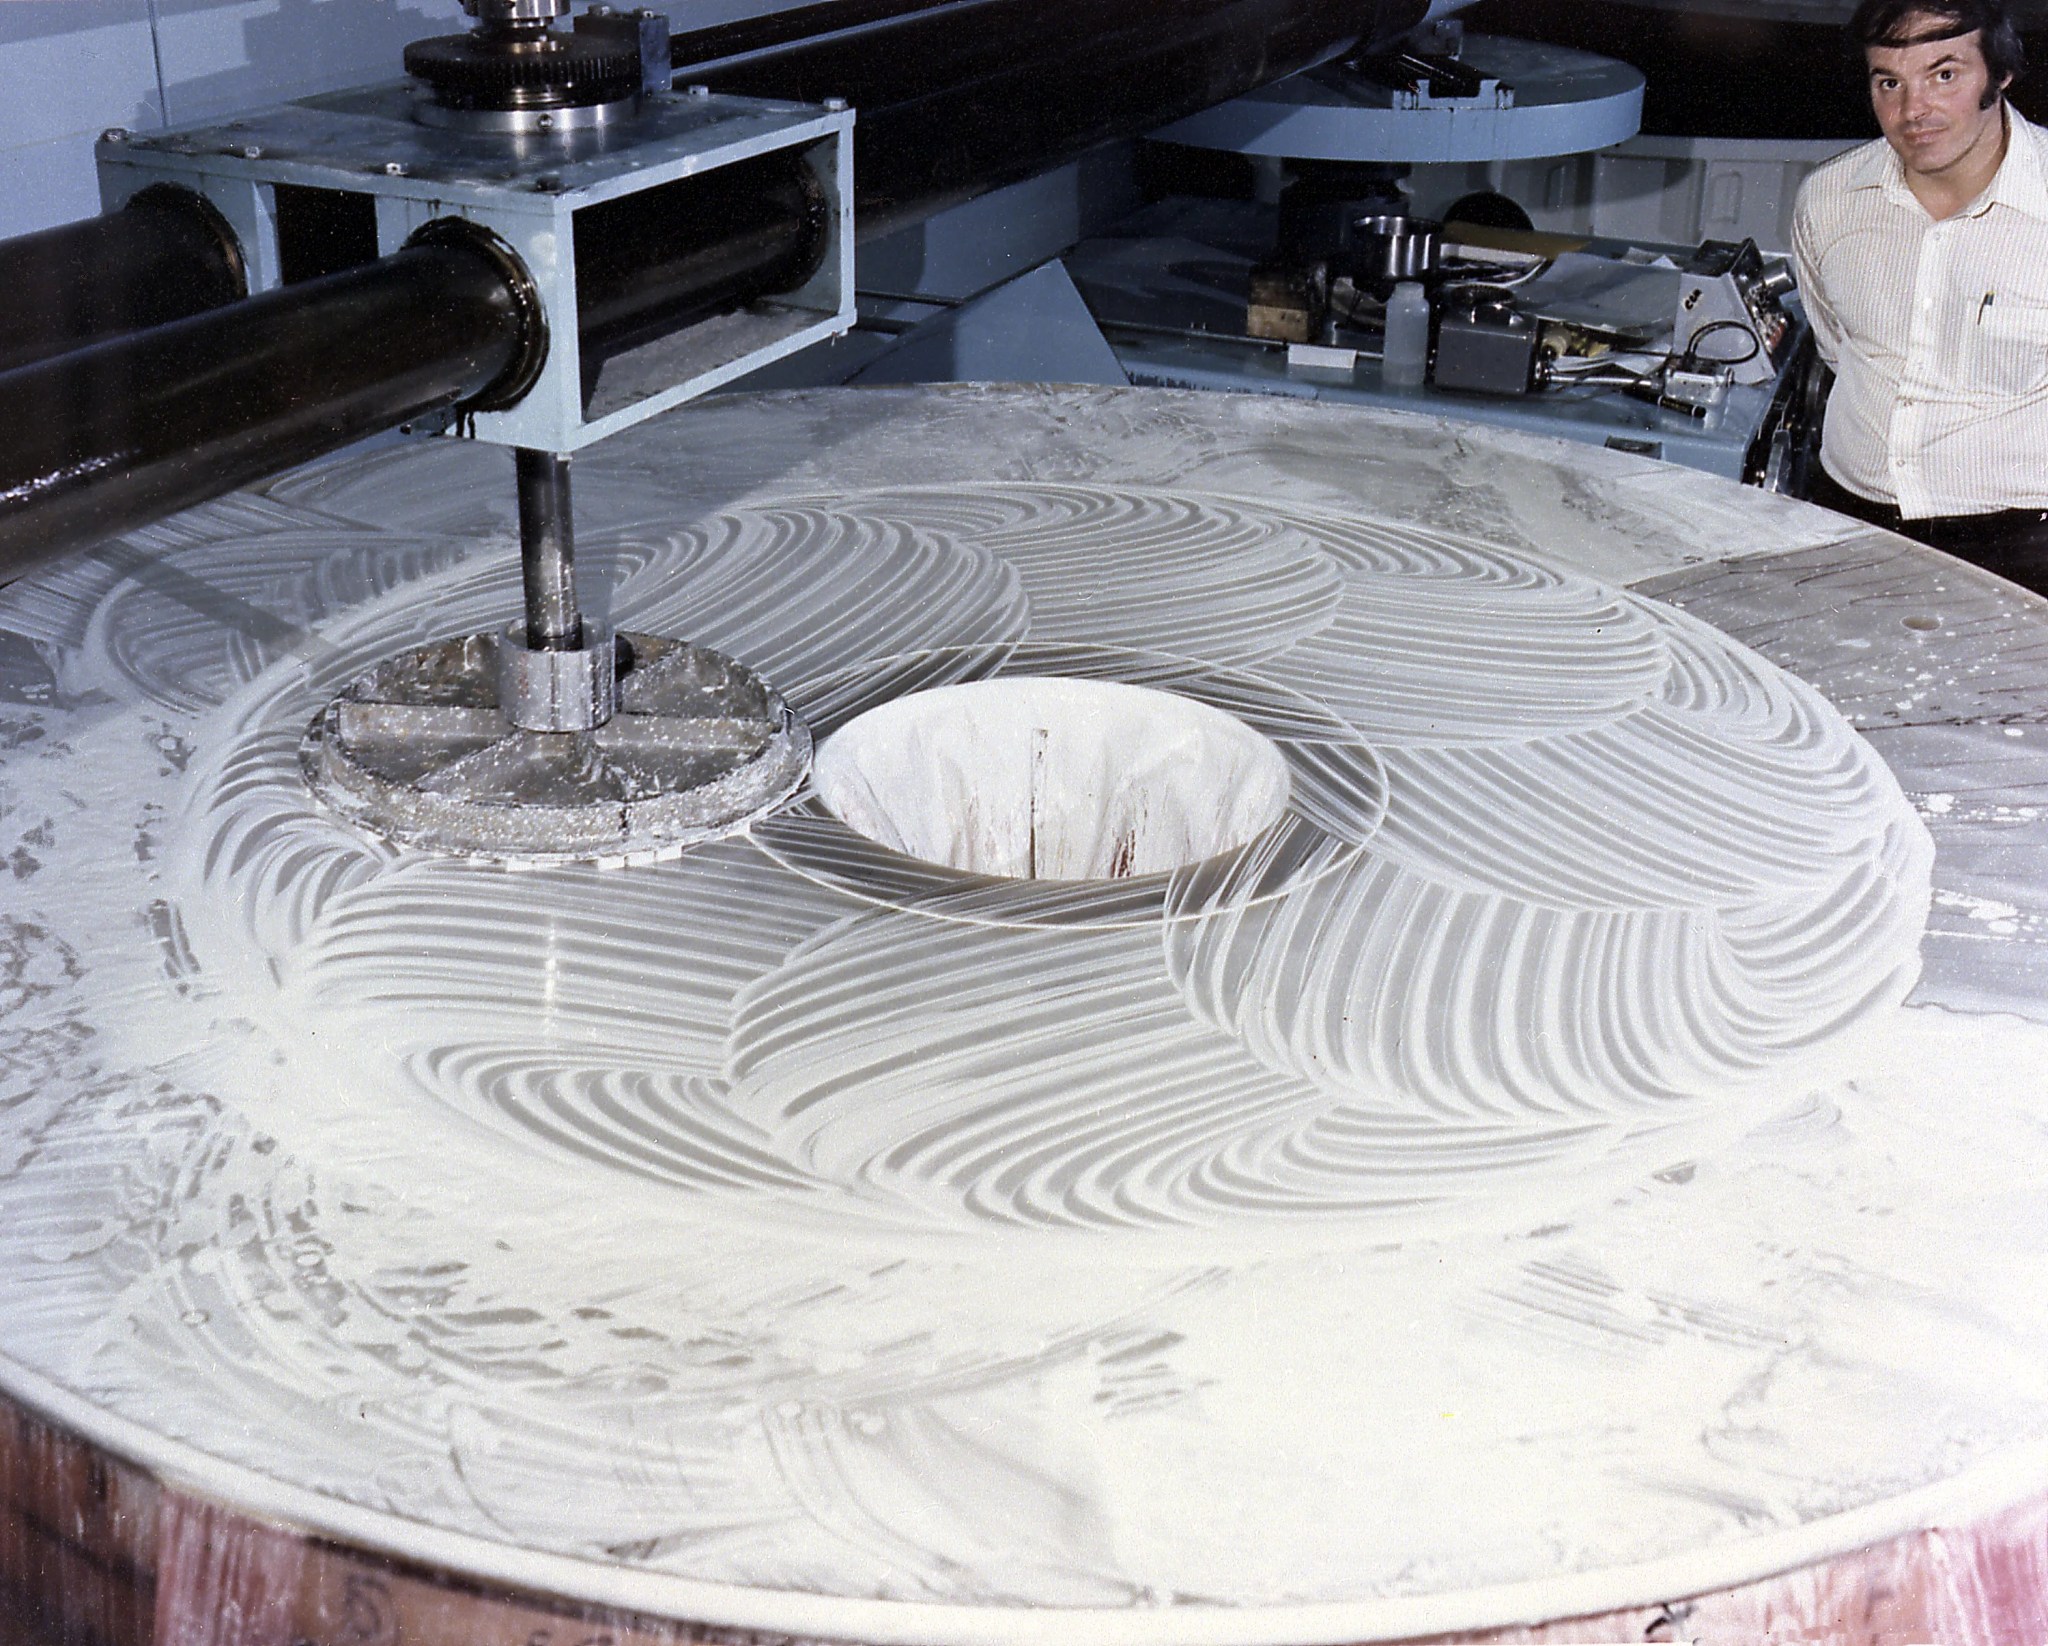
[404,29,641,113]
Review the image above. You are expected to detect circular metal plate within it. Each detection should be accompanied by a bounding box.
[300,630,810,865]
[410,90,633,132]
[1153,35,1645,163]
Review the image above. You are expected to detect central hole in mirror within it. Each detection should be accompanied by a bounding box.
[813,678,1291,881]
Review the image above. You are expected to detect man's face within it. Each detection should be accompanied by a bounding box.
[1865,18,2008,181]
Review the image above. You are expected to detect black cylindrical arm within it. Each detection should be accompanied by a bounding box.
[672,0,1435,235]
[0,0,1434,579]
[0,185,246,376]
[573,148,831,359]
[0,237,532,586]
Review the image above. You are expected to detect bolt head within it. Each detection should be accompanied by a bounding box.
[100,126,128,144]
[240,144,263,160]
[382,160,408,176]
[823,96,848,111]
[684,82,709,97]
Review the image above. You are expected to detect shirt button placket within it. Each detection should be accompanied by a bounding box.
[1892,226,1947,518]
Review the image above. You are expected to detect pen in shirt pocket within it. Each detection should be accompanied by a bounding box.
[1978,290,1995,323]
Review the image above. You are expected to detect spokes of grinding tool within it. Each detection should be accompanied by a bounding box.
[300,449,811,865]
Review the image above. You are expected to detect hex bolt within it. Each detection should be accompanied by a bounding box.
[684,82,709,98]
[382,160,408,176]
[101,127,128,144]
[823,96,848,111]
[240,144,264,160]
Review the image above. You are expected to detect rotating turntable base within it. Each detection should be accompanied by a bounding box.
[2,386,2047,1644]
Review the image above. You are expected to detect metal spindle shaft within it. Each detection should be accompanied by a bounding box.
[516,448,581,652]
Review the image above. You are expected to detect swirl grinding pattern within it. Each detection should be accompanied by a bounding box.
[721,906,1664,1231]
[715,498,1925,1225]
[157,483,1928,1235]
[1161,521,1930,1118]
[0,398,1987,1632]
[861,485,1346,665]
[290,847,845,1072]
[630,486,1344,681]
[1253,521,1669,745]
[625,504,1030,696]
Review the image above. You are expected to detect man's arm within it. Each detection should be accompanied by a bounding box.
[1790,180,1843,369]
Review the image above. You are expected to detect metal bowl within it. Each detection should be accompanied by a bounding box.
[1350,212,1442,289]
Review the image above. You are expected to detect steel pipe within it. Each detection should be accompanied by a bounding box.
[0,185,246,376]
[0,237,534,587]
[0,0,1435,577]
[516,448,582,651]
[672,0,1438,235]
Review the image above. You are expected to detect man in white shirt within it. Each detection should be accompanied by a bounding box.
[1791,0,2048,590]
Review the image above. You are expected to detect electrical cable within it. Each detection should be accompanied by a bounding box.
[1545,352,1661,376]
[1678,317,1761,372]
[1296,271,1767,405]
[1538,323,1762,400]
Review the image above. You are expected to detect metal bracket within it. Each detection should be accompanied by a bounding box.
[96,81,855,452]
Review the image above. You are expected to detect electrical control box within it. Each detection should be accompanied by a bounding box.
[1674,238,1793,389]
[1432,301,1536,396]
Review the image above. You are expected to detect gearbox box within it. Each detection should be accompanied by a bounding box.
[96,85,855,453]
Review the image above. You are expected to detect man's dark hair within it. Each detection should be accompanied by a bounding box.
[1850,0,2027,103]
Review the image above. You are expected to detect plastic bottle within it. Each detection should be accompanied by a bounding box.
[1382,281,1431,389]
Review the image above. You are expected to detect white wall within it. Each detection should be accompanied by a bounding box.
[1,1,166,235]
[0,0,795,239]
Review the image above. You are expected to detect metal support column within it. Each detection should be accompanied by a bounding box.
[516,448,582,652]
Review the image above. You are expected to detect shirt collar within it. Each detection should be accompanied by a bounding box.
[1853,105,2048,223]
[1863,138,1919,211]
[1988,106,2048,222]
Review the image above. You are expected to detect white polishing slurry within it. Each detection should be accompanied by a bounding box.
[1,386,2045,1644]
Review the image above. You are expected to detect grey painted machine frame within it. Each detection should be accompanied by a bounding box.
[96,84,856,453]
